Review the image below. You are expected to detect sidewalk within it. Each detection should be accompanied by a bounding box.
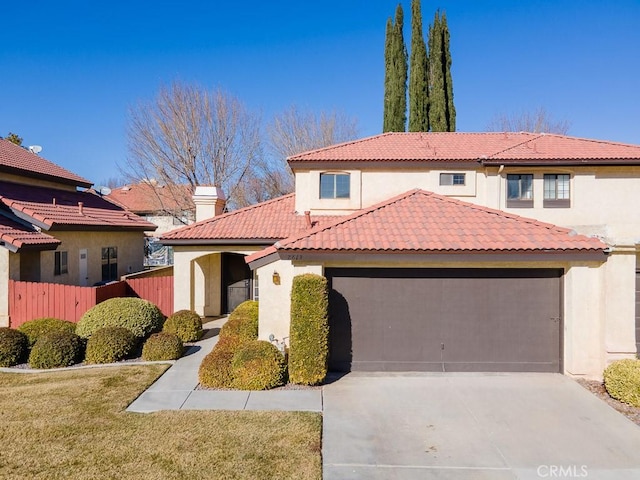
[126,317,323,413]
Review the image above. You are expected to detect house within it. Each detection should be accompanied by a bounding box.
[161,132,640,378]
[0,139,156,326]
[107,181,195,266]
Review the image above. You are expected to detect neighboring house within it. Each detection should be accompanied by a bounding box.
[161,132,640,378]
[0,139,156,326]
[107,182,195,266]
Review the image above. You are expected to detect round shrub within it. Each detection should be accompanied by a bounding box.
[231,340,286,391]
[28,332,83,369]
[163,310,203,342]
[0,328,28,367]
[142,332,183,361]
[76,297,164,339]
[85,327,137,364]
[18,318,76,348]
[220,300,258,343]
[604,359,640,407]
[198,336,244,389]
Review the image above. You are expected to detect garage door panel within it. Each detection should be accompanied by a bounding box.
[327,268,562,373]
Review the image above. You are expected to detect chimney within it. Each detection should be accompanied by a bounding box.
[192,186,226,222]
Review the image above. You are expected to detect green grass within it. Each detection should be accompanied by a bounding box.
[0,365,322,479]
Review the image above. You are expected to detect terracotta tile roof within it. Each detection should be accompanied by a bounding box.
[0,181,156,231]
[256,190,605,258]
[107,182,194,214]
[0,215,60,251]
[0,139,92,187]
[161,194,340,243]
[287,132,640,165]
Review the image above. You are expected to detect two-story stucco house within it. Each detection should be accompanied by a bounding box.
[0,139,156,326]
[161,132,640,378]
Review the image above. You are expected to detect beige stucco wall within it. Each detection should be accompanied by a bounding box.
[256,255,632,378]
[2,173,78,191]
[39,231,146,286]
[172,245,262,317]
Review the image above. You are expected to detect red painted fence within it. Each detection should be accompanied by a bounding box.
[8,276,173,328]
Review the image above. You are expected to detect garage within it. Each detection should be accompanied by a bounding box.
[327,267,562,373]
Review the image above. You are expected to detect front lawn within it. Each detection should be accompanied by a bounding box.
[0,365,322,479]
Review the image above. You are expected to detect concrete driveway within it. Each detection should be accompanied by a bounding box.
[322,373,640,480]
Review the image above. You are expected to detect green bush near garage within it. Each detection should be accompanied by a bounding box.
[288,274,329,386]
[142,332,183,361]
[231,340,287,391]
[603,358,640,407]
[76,297,164,339]
[18,318,77,348]
[163,310,203,342]
[0,328,28,367]
[28,331,83,369]
[85,327,137,364]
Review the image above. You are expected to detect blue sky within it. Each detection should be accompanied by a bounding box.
[2,0,639,185]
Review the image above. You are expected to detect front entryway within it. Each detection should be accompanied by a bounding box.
[222,253,251,313]
[327,268,562,373]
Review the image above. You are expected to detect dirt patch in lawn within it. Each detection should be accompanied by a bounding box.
[577,378,640,427]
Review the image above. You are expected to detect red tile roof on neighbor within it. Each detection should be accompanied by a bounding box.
[0,215,60,252]
[0,181,157,231]
[161,194,341,244]
[0,139,92,187]
[287,132,640,165]
[246,190,606,264]
[107,182,194,214]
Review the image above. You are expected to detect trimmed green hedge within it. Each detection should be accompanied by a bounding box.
[219,300,258,344]
[28,332,83,369]
[85,327,137,364]
[288,274,329,385]
[76,297,164,339]
[163,310,203,342]
[0,328,28,367]
[231,340,287,390]
[198,336,244,389]
[604,359,640,407]
[18,318,76,348]
[142,333,183,361]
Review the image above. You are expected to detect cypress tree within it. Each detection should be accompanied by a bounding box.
[428,10,455,131]
[408,0,429,132]
[383,4,407,132]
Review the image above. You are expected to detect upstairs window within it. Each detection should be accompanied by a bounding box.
[440,173,466,186]
[544,174,570,208]
[320,173,350,199]
[506,174,533,208]
[54,251,68,276]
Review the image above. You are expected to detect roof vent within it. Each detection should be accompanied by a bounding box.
[78,202,84,215]
[304,211,312,229]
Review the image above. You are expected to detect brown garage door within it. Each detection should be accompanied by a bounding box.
[327,268,562,373]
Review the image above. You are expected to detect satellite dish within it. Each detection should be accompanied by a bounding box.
[95,186,112,196]
[28,145,43,154]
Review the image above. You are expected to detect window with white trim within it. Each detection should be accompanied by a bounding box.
[320,173,350,199]
[506,174,533,207]
[439,173,466,186]
[543,174,570,207]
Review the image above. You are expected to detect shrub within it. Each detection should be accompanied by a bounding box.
[85,327,137,364]
[604,359,640,407]
[198,336,244,389]
[0,328,28,367]
[219,300,258,343]
[288,274,329,385]
[163,310,203,342]
[231,340,287,391]
[18,318,76,348]
[142,333,183,361]
[76,297,164,339]
[28,332,83,369]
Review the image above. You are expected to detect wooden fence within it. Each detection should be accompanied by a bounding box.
[8,276,173,328]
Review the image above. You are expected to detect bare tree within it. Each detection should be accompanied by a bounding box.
[123,82,262,212]
[253,105,359,200]
[486,107,571,135]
